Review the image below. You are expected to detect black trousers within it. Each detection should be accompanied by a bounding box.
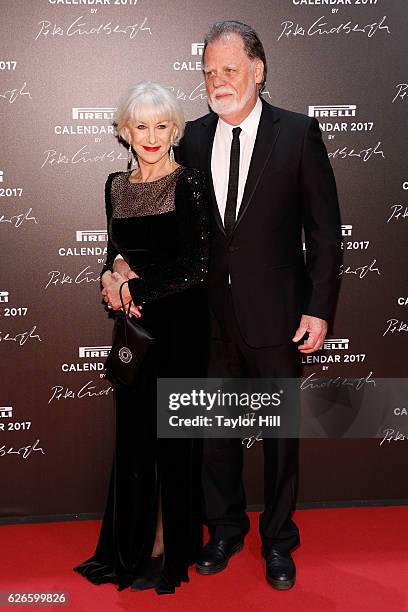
[203,288,301,553]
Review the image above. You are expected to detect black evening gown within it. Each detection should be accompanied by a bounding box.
[73,166,210,594]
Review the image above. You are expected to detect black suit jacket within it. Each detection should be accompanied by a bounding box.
[177,98,342,347]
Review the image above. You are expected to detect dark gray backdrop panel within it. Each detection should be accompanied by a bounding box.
[0,0,407,521]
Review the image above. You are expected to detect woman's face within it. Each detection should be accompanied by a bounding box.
[126,116,177,166]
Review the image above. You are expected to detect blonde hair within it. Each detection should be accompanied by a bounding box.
[114,81,185,145]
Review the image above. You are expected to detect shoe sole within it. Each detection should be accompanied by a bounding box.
[196,541,244,575]
[266,575,296,590]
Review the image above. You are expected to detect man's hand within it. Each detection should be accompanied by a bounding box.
[113,258,134,279]
[292,314,328,353]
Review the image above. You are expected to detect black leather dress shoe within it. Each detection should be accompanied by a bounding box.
[196,535,244,575]
[263,548,296,590]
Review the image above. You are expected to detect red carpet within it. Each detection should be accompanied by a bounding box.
[2,507,408,611]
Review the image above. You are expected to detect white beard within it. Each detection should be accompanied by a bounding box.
[208,77,256,117]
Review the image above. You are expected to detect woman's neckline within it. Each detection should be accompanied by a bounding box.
[127,165,183,185]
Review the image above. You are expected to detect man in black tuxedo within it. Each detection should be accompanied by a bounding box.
[177,21,342,589]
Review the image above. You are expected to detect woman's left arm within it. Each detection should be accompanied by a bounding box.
[127,169,210,304]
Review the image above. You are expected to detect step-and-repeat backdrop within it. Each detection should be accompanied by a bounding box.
[1,0,407,521]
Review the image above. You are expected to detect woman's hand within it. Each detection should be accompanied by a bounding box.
[127,303,143,318]
[101,270,116,305]
[102,272,142,317]
[101,270,114,289]
[104,272,130,310]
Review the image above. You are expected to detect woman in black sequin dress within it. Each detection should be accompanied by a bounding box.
[73,82,210,595]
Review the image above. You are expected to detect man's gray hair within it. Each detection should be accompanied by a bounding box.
[203,21,267,94]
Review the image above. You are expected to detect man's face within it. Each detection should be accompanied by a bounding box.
[203,34,263,124]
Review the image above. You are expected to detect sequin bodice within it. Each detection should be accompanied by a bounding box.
[111,167,182,218]
[101,166,210,304]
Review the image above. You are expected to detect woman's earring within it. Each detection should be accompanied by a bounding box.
[169,145,175,163]
[127,141,138,170]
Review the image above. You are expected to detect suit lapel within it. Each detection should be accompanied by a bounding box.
[200,113,226,235]
[234,100,281,231]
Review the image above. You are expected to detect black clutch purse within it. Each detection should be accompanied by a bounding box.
[104,281,154,386]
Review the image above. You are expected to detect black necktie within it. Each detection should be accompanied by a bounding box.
[224,126,242,236]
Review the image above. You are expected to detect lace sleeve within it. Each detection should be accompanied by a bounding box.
[100,173,121,278]
[127,168,210,304]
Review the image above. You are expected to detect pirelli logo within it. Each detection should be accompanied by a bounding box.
[323,339,350,350]
[308,105,357,118]
[79,346,111,358]
[0,407,13,418]
[72,107,116,120]
[191,43,204,56]
[76,230,107,242]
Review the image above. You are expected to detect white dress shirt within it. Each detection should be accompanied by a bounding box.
[211,96,262,222]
